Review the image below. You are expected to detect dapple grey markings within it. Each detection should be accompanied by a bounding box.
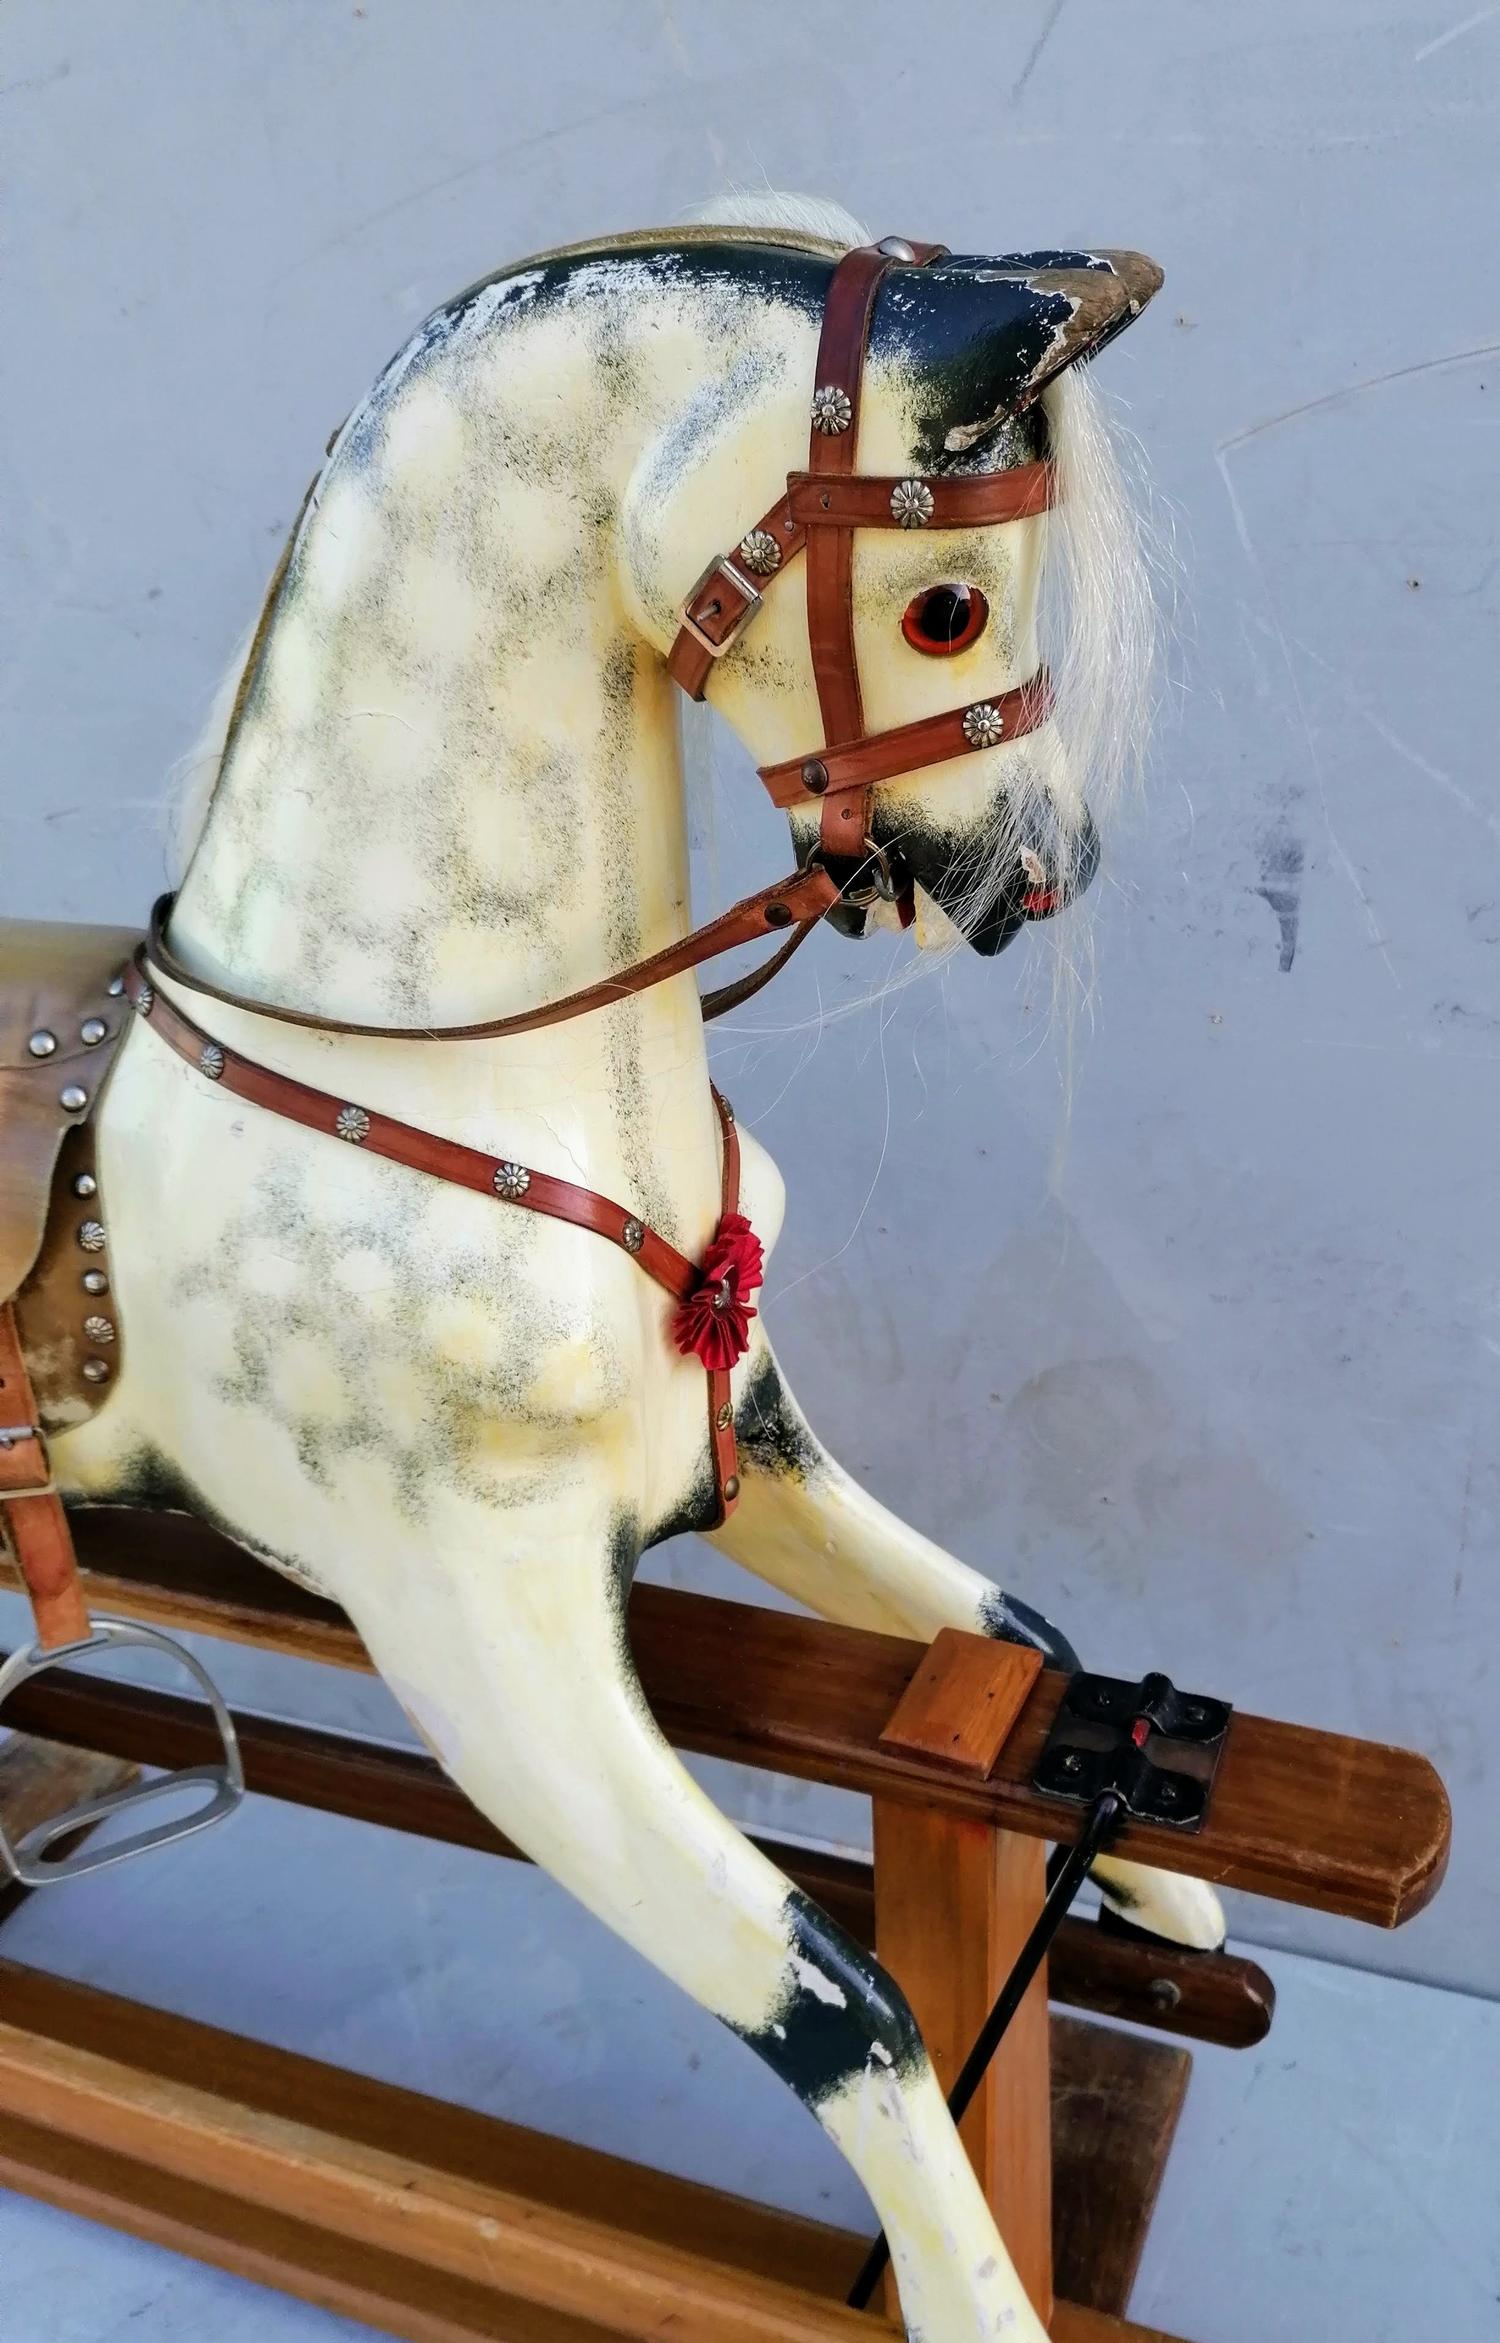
[49,203,1224,2343]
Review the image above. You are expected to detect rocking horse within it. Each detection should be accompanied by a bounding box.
[3,198,1417,2343]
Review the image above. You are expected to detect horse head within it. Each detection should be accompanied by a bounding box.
[630,230,1162,962]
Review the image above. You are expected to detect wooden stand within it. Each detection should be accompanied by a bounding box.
[0,1512,1451,2343]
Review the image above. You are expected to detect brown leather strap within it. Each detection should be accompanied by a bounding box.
[706,1090,741,1508]
[129,968,749,1521]
[786,461,1054,530]
[667,492,804,701]
[805,246,893,758]
[758,670,1055,812]
[146,862,840,1044]
[666,461,1054,702]
[0,1302,90,1651]
[132,964,701,1299]
[805,243,949,861]
[699,912,820,1022]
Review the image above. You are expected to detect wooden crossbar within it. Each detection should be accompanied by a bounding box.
[1,1508,1452,1925]
[0,1652,1275,2047]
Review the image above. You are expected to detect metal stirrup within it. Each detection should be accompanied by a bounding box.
[0,1617,244,1886]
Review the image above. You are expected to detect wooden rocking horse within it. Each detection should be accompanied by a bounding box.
[0,197,1446,2343]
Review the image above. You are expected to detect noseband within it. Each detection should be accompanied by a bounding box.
[131,238,1063,1530]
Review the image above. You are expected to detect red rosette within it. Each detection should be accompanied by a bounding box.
[672,1211,765,1371]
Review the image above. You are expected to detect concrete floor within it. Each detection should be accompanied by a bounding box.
[0,1769,1494,2343]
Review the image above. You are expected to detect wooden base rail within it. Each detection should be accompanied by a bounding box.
[0,1958,1188,2343]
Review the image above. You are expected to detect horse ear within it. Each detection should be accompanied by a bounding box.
[871,249,1163,462]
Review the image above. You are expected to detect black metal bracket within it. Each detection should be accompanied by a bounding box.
[1031,1667,1231,1834]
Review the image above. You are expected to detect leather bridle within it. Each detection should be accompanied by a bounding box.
[668,234,1054,924]
[128,237,1062,1528]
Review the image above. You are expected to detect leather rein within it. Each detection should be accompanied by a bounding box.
[128,236,1060,1527]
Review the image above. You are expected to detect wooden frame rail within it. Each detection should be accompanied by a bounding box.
[1,1510,1451,1925]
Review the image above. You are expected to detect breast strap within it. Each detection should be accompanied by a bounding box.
[126,959,748,1522]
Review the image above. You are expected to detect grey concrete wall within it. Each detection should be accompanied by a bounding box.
[4,2,1496,1995]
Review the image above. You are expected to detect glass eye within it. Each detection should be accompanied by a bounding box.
[901,582,989,656]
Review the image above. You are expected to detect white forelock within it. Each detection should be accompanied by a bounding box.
[677,187,870,249]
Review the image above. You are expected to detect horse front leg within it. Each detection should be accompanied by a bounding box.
[323,1480,1050,2343]
[712,1348,1226,1952]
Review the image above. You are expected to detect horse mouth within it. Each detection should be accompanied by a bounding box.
[808,799,1101,955]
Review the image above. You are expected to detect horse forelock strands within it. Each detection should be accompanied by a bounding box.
[1039,363,1161,858]
[1030,362,1165,1031]
[676,187,870,251]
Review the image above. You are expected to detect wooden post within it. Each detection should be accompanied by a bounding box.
[874,1632,1052,2325]
[873,1807,1052,2327]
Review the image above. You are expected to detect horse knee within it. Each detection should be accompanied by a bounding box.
[735,1890,925,2108]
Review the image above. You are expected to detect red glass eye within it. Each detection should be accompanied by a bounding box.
[901,582,989,656]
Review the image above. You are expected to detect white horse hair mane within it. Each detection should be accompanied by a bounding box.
[167,189,1162,1039]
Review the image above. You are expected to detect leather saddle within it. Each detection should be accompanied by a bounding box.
[0,919,140,1424]
[0,917,247,1888]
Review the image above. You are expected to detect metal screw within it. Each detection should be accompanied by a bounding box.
[28,1031,57,1059]
[1061,1751,1084,1775]
[82,1270,109,1295]
[107,973,126,997]
[1148,1978,1182,2012]
[59,1084,89,1112]
[801,759,829,795]
[72,1172,98,1198]
[80,1017,108,1046]
[81,1358,110,1384]
[722,1475,740,1502]
[764,901,793,928]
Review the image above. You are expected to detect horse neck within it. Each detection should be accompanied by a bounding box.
[169,371,695,1045]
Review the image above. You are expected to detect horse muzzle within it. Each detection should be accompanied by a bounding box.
[811,797,1101,954]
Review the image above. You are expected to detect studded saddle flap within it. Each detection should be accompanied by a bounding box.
[0,921,138,1424]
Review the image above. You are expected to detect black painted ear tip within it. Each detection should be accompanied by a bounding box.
[871,247,1165,465]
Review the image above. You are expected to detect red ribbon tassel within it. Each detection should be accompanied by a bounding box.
[673,1212,765,1371]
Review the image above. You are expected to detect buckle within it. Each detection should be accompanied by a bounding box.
[0,1617,245,1885]
[0,1422,52,1502]
[678,556,762,659]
